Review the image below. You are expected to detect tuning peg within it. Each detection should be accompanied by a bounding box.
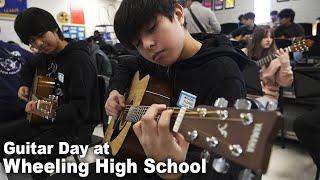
[216,110,228,120]
[197,108,207,117]
[214,98,228,108]
[234,99,252,110]
[238,168,256,180]
[206,136,219,148]
[200,150,211,163]
[187,130,198,141]
[212,157,230,174]
[240,113,253,126]
[229,144,243,157]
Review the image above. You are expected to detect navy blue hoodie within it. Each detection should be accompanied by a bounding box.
[0,41,34,120]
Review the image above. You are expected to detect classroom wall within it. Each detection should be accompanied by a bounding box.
[215,0,319,24]
[271,0,319,23]
[214,0,254,24]
[0,0,121,45]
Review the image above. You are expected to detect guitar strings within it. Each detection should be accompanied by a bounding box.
[119,106,245,123]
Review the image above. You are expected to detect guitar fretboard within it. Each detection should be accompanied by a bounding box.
[125,106,178,123]
[126,106,149,123]
[255,47,290,67]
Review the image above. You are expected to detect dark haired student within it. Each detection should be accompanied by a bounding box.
[104,0,252,179]
[0,7,100,175]
[274,8,305,40]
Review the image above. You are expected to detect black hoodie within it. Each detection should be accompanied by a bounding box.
[109,33,249,106]
[20,40,100,143]
[109,33,250,179]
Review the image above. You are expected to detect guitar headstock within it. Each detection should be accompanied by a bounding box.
[290,39,314,52]
[173,98,281,174]
[36,95,58,120]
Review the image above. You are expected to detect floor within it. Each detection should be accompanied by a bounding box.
[262,139,317,180]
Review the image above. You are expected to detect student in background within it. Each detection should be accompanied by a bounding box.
[231,12,256,41]
[184,0,221,33]
[238,14,245,27]
[0,8,100,180]
[0,40,34,121]
[87,36,112,77]
[275,8,305,40]
[242,25,293,110]
[268,10,280,29]
[93,30,108,49]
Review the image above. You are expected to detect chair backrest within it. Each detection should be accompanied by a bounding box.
[317,23,320,35]
[298,23,313,37]
[221,23,239,35]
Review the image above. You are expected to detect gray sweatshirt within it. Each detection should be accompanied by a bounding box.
[184,2,221,34]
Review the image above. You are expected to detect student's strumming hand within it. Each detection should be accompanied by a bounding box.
[25,100,37,113]
[105,90,126,117]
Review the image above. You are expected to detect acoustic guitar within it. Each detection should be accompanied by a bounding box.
[255,39,314,67]
[26,75,58,124]
[104,71,281,174]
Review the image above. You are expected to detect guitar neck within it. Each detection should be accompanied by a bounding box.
[255,47,290,67]
[124,105,179,123]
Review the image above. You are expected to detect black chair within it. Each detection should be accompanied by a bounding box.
[221,23,239,35]
[277,87,286,148]
[72,75,107,163]
[299,23,313,37]
[317,23,320,36]
[316,167,319,180]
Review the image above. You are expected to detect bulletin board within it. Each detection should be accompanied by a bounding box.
[0,0,27,19]
[62,25,86,40]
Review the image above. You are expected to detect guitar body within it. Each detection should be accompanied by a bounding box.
[27,75,55,124]
[104,72,172,161]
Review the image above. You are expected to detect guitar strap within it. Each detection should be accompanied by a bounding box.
[188,7,206,33]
